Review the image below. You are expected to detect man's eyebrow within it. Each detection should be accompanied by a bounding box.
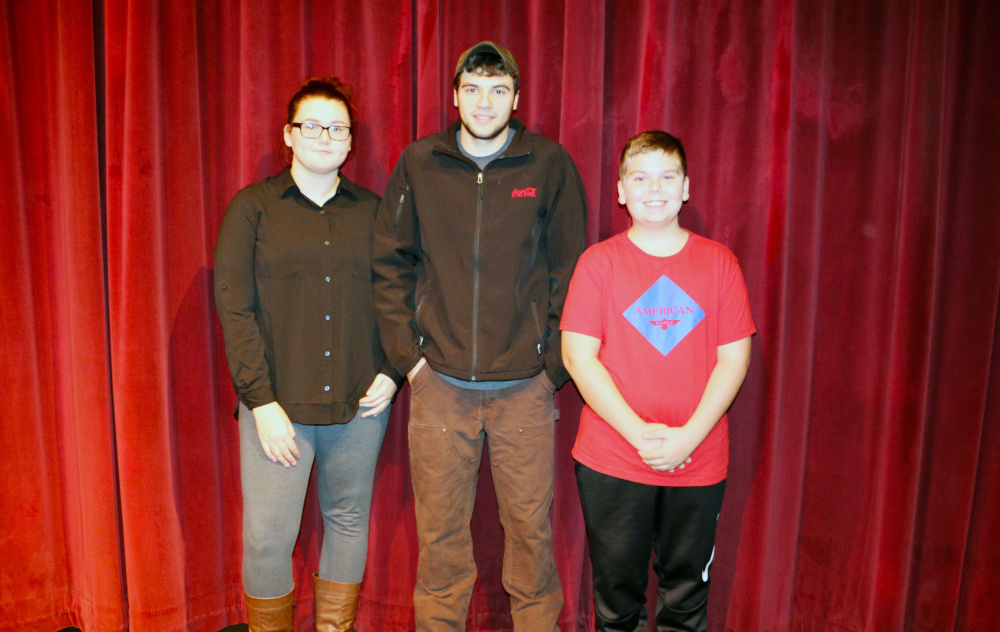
[460,80,511,90]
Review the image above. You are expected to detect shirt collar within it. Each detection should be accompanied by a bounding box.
[274,165,359,202]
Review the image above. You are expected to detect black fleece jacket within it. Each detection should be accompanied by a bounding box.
[371,119,587,387]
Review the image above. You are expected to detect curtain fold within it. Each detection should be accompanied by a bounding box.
[102,0,244,629]
[2,1,998,631]
[1,1,124,631]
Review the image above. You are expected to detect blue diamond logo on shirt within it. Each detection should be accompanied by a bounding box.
[623,276,705,356]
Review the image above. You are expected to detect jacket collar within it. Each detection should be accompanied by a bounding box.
[434,118,531,161]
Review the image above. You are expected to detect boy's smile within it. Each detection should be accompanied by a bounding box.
[618,150,690,230]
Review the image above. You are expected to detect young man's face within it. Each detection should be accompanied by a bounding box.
[453,71,519,142]
[618,150,690,229]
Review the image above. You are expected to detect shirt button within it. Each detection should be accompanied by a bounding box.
[325,351,331,356]
[324,240,330,245]
[324,386,330,391]
[320,210,326,215]
[325,315,331,320]
[325,276,331,282]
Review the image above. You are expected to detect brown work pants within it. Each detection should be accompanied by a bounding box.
[408,369,563,632]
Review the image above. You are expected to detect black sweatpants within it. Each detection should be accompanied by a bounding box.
[576,462,726,632]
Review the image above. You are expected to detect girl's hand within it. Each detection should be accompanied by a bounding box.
[359,373,397,417]
[252,402,300,467]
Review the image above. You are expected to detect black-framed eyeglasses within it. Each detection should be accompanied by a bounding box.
[291,122,351,141]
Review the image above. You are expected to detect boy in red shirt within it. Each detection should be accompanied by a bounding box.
[561,131,755,632]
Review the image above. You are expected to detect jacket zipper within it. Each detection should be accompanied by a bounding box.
[414,294,425,347]
[392,186,409,229]
[471,171,484,381]
[530,298,543,356]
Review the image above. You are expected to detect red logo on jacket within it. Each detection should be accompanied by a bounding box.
[511,187,537,198]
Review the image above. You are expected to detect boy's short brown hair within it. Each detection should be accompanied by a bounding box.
[619,131,687,179]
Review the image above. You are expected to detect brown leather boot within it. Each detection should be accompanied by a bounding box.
[313,573,361,632]
[244,588,295,632]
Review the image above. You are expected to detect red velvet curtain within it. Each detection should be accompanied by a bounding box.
[2,1,998,631]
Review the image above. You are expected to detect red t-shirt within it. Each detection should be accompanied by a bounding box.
[561,231,755,486]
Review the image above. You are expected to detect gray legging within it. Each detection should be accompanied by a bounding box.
[239,402,390,598]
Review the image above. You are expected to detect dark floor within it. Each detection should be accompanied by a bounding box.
[57,626,522,631]
[60,625,515,631]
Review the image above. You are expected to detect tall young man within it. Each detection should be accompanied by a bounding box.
[372,42,587,631]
